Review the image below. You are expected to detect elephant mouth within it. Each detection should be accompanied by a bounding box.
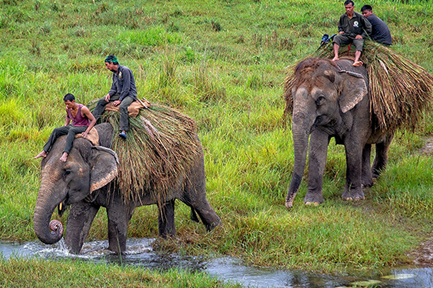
[57,195,69,217]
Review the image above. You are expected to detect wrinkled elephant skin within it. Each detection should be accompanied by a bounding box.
[33,123,221,254]
[285,58,394,208]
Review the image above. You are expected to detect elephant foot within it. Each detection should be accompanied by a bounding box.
[303,192,324,206]
[341,189,365,201]
[305,201,320,206]
[361,178,373,188]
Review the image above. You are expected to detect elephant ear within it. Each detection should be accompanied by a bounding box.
[89,146,119,193]
[336,69,368,113]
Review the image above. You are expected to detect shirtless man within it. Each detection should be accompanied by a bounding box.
[34,93,96,162]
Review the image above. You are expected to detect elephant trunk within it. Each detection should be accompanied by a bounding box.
[285,110,313,209]
[33,182,64,244]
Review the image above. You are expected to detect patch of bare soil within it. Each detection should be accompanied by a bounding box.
[409,239,433,266]
[419,136,433,155]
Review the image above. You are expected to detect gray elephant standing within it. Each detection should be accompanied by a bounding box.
[285,57,394,208]
[33,123,221,254]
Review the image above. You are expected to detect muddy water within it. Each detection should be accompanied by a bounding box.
[1,239,432,287]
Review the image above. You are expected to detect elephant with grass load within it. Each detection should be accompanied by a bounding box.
[284,57,394,208]
[33,122,221,254]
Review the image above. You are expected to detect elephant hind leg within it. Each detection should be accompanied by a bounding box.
[158,199,176,238]
[372,133,394,178]
[361,144,374,187]
[189,199,221,231]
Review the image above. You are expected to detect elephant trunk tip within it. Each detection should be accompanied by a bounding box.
[35,219,64,245]
[49,219,64,237]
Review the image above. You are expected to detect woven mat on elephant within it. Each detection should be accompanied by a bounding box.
[89,101,200,204]
[284,41,433,131]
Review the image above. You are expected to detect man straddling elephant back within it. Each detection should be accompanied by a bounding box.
[93,55,137,139]
[332,0,372,67]
[34,93,96,162]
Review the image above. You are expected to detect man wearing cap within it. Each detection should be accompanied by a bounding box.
[332,0,372,67]
[93,55,137,139]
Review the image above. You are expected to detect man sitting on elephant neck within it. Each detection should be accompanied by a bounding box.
[34,93,96,162]
[92,55,137,140]
[332,0,372,67]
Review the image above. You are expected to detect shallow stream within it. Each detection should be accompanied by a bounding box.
[1,239,432,287]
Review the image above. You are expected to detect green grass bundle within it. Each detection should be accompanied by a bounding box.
[96,104,200,204]
[284,41,433,131]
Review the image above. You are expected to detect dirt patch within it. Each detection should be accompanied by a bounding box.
[419,136,433,155]
[409,239,433,266]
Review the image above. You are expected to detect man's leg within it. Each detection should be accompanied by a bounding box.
[60,126,88,162]
[93,94,121,121]
[118,96,134,137]
[35,126,70,159]
[352,39,364,66]
[332,43,341,61]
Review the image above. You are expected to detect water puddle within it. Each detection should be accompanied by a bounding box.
[1,239,432,287]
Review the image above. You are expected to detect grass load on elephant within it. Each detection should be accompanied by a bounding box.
[93,102,201,205]
[284,41,433,132]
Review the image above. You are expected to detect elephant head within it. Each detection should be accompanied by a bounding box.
[285,58,368,208]
[33,136,118,245]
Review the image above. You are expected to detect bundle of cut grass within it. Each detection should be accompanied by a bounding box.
[94,103,200,204]
[284,41,433,131]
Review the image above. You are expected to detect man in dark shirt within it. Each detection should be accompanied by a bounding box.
[361,5,392,46]
[332,0,372,67]
[93,55,137,139]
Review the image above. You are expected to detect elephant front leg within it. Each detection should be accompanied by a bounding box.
[342,143,364,201]
[158,199,176,238]
[106,196,135,253]
[304,130,329,205]
[65,201,100,254]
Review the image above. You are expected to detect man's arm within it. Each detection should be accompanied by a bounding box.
[107,74,117,98]
[65,109,71,126]
[118,69,132,102]
[361,16,372,38]
[338,14,345,34]
[81,107,97,138]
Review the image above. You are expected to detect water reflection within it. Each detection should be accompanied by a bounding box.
[1,239,432,287]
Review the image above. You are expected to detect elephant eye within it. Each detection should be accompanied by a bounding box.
[64,170,72,177]
[316,96,325,106]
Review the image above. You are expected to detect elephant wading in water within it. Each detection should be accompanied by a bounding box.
[33,123,221,253]
[285,57,394,208]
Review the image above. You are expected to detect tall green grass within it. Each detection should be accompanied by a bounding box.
[1,0,433,278]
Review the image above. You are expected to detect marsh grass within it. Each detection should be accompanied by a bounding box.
[0,257,239,288]
[1,0,433,283]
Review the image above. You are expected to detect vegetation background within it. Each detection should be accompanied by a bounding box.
[1,0,433,285]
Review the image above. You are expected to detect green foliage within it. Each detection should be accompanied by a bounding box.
[0,0,433,280]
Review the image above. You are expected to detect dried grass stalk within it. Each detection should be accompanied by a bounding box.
[95,104,200,205]
[284,41,433,131]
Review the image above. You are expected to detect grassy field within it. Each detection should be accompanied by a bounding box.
[1,0,433,283]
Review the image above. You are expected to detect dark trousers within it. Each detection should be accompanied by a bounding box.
[43,125,88,154]
[93,94,135,132]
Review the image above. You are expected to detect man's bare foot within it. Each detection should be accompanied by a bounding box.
[332,57,339,61]
[60,152,68,162]
[34,151,47,159]
[353,61,363,67]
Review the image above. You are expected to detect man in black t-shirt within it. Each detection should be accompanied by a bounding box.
[361,5,392,46]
